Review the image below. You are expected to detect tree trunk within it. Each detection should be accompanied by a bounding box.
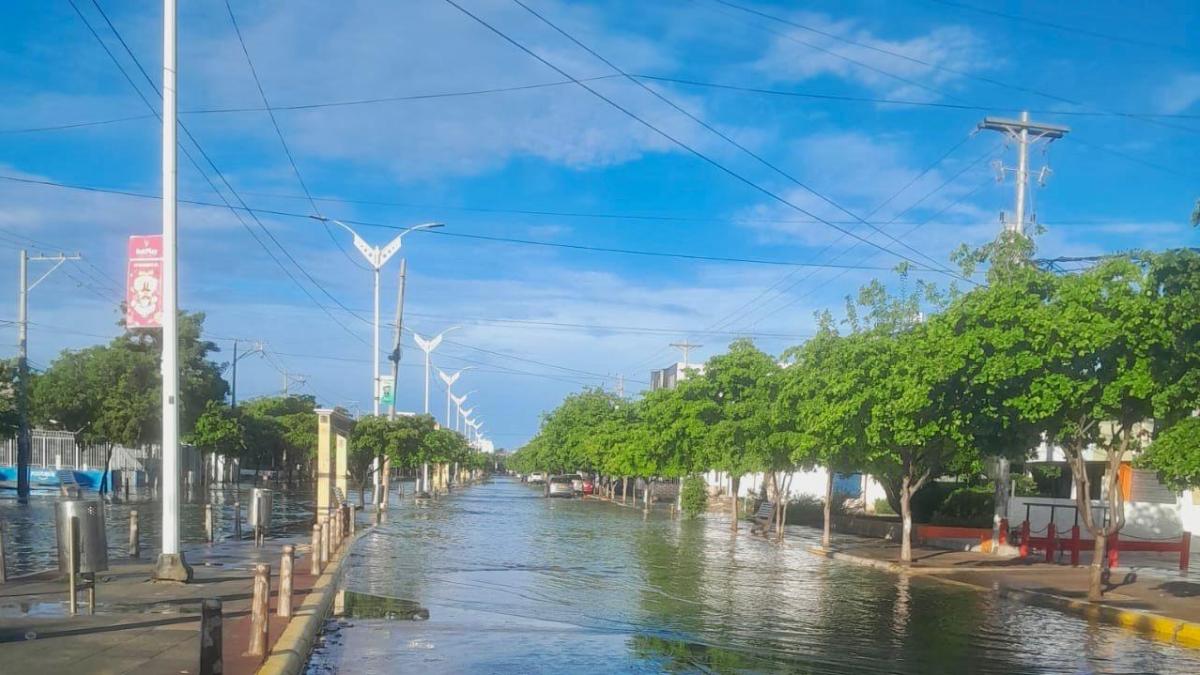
[991,457,1010,553]
[730,474,740,532]
[622,477,628,504]
[1089,532,1107,601]
[643,483,651,514]
[900,474,913,563]
[822,469,834,549]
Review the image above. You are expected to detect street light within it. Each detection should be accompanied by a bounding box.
[458,405,475,435]
[452,391,475,432]
[413,326,459,415]
[437,367,474,429]
[316,217,442,416]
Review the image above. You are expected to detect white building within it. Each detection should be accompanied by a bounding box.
[650,362,705,391]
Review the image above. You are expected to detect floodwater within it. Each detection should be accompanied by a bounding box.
[309,478,1200,674]
[0,484,315,576]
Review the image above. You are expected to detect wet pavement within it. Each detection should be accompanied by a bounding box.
[310,477,1200,674]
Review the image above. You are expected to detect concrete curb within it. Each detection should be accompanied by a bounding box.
[807,546,1200,650]
[255,525,368,675]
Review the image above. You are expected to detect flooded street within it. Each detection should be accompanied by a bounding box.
[312,478,1200,674]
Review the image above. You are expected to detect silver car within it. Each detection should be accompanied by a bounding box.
[547,475,574,498]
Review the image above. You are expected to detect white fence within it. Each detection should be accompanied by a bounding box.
[1,428,200,477]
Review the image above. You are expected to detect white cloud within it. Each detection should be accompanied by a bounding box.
[173,0,719,180]
[1152,72,1200,115]
[752,12,988,100]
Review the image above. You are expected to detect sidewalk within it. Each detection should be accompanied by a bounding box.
[0,528,346,675]
[811,538,1200,648]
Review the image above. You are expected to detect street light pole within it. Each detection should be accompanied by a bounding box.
[317,218,442,417]
[437,367,473,429]
[413,327,459,416]
[155,0,190,582]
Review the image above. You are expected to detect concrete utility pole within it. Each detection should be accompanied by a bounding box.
[978,112,1069,236]
[15,250,80,503]
[978,111,1068,554]
[387,260,407,421]
[670,340,702,368]
[156,0,190,582]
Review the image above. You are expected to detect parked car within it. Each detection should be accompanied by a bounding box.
[564,474,585,494]
[582,479,595,495]
[529,472,547,484]
[547,475,574,498]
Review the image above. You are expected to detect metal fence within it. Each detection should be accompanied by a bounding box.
[0,429,189,475]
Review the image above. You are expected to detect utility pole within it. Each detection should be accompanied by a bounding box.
[978,111,1068,555]
[669,340,702,368]
[15,250,80,503]
[615,374,624,399]
[978,112,1069,236]
[387,260,407,421]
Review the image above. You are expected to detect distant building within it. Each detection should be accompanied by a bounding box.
[650,362,705,391]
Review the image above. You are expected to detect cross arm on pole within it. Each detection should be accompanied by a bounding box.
[27,253,82,291]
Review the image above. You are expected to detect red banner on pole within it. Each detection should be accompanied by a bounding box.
[126,235,163,328]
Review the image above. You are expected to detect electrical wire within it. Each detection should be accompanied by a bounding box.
[711,0,1200,137]
[440,0,971,283]
[0,173,946,272]
[78,0,372,344]
[222,0,368,271]
[510,0,959,278]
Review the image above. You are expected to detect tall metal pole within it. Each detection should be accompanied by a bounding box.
[387,260,407,421]
[15,251,30,503]
[372,266,380,416]
[978,112,1068,236]
[156,0,189,581]
[423,350,431,415]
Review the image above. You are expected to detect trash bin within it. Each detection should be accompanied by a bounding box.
[249,488,273,532]
[55,499,108,575]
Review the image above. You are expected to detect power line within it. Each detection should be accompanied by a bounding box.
[222,0,368,271]
[440,0,970,283]
[711,0,1200,137]
[78,0,372,344]
[919,0,1197,56]
[0,173,944,272]
[510,0,959,278]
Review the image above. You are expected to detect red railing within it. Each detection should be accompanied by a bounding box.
[1018,520,1191,570]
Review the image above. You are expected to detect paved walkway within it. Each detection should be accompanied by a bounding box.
[0,534,325,675]
[814,537,1200,643]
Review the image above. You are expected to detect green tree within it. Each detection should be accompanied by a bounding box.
[0,359,18,440]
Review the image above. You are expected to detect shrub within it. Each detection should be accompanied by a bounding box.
[873,498,895,515]
[931,485,995,528]
[680,475,708,518]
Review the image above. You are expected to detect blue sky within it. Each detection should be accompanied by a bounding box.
[1,0,1197,448]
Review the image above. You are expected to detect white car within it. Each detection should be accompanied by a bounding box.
[528,472,546,484]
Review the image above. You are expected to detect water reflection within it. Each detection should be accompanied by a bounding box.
[309,478,1200,674]
[0,485,314,576]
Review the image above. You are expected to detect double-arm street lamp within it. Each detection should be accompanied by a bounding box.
[437,367,474,429]
[413,327,458,415]
[316,217,442,416]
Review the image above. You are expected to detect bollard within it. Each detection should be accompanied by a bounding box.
[0,523,7,584]
[234,501,243,541]
[279,545,294,618]
[200,598,223,675]
[248,563,270,659]
[123,475,130,502]
[346,503,355,536]
[311,523,323,576]
[205,503,214,543]
[1181,531,1191,571]
[68,516,79,616]
[1107,531,1120,569]
[1070,525,1081,566]
[1045,526,1057,563]
[129,509,140,559]
[320,517,330,568]
[1019,520,1030,558]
